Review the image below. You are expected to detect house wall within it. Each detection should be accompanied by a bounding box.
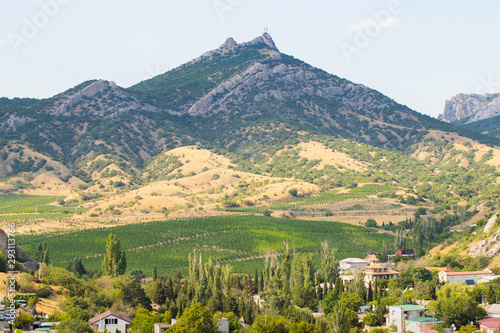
[440,273,495,284]
[340,261,368,271]
[386,307,426,333]
[405,321,439,333]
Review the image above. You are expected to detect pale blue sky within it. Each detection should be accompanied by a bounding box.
[1,0,499,117]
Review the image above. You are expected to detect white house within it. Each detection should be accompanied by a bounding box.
[89,310,132,333]
[386,305,430,333]
[386,305,441,333]
[404,316,443,333]
[153,323,173,333]
[339,258,369,272]
[438,269,495,285]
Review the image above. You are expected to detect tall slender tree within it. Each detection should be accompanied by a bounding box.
[102,233,127,277]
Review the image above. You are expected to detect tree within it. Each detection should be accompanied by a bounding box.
[289,188,298,197]
[327,305,352,333]
[67,259,87,278]
[35,242,50,264]
[130,308,156,333]
[153,266,158,282]
[289,322,318,333]
[251,315,289,333]
[365,219,377,228]
[428,283,487,327]
[102,234,126,277]
[170,303,217,333]
[487,284,496,304]
[0,252,7,272]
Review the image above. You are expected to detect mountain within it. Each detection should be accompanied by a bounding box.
[1,33,499,191]
[438,93,500,138]
[129,33,457,153]
[439,93,500,123]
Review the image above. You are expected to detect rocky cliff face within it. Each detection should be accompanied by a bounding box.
[469,212,500,257]
[0,228,31,262]
[439,93,500,123]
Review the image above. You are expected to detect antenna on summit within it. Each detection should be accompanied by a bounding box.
[264,26,269,34]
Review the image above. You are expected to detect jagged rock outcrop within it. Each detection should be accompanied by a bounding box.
[484,212,500,234]
[0,228,31,262]
[7,116,35,129]
[50,79,157,118]
[219,37,238,49]
[249,33,279,51]
[439,93,500,123]
[469,213,500,257]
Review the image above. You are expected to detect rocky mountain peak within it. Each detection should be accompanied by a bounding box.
[219,37,238,49]
[439,93,500,123]
[248,33,279,51]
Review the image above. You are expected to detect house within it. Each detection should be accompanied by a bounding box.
[386,305,440,333]
[89,310,132,333]
[486,304,500,318]
[364,263,400,287]
[153,323,173,333]
[387,249,415,261]
[478,275,500,284]
[339,258,369,272]
[479,317,500,333]
[438,269,495,285]
[405,317,443,333]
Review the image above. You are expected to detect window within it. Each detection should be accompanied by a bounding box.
[105,319,118,325]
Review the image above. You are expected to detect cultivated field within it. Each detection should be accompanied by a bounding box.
[17,215,394,275]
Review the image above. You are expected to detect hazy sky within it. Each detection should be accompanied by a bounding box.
[1,0,499,117]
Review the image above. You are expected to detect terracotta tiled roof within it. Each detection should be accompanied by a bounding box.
[479,317,500,329]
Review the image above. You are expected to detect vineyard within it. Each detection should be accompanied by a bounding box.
[17,215,394,275]
[0,194,87,222]
[223,184,406,215]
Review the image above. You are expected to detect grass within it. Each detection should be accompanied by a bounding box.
[18,215,394,275]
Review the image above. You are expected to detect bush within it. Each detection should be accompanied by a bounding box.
[36,286,52,298]
[365,219,377,228]
[288,188,298,197]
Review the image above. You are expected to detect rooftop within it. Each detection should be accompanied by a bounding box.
[489,304,500,314]
[339,258,368,263]
[479,317,500,329]
[406,317,443,324]
[366,264,386,269]
[442,270,493,276]
[390,305,426,311]
[89,310,133,325]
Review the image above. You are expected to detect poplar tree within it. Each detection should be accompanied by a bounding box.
[102,233,127,277]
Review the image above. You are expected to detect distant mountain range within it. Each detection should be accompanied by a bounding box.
[0,33,498,180]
